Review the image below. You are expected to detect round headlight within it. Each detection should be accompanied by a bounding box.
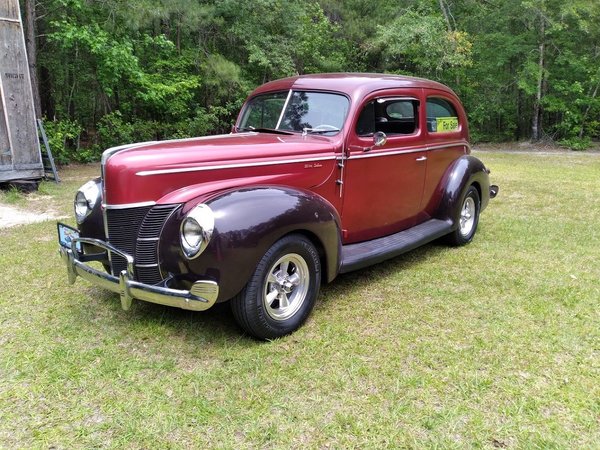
[74,180,100,224]
[180,204,215,259]
[182,218,203,248]
[74,191,89,222]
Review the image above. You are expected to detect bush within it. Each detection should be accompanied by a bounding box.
[41,119,83,164]
[558,136,592,151]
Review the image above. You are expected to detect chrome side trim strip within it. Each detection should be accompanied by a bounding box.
[136,155,337,177]
[376,96,419,102]
[348,141,469,161]
[427,141,470,152]
[349,147,426,160]
[103,201,156,210]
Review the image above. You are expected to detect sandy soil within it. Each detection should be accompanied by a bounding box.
[0,204,65,228]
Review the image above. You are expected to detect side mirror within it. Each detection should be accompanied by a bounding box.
[373,131,387,147]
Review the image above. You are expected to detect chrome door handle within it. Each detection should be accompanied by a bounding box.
[416,156,427,161]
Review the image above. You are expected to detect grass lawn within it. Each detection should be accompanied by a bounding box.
[0,151,599,448]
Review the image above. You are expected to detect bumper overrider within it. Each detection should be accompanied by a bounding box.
[490,184,499,199]
[59,237,219,312]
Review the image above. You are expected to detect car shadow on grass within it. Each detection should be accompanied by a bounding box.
[83,241,449,343]
[316,242,449,309]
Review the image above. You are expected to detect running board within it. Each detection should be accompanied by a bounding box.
[339,219,453,274]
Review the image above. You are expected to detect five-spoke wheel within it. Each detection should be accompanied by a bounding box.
[231,234,320,340]
[445,185,481,246]
[263,254,310,321]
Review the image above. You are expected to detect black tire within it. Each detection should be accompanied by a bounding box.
[230,234,321,340]
[445,185,480,246]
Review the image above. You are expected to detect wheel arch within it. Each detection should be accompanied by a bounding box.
[279,228,335,285]
[432,155,491,228]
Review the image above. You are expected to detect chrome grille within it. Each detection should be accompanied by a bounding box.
[106,204,178,285]
[135,205,178,285]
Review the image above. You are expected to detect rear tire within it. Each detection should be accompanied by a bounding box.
[445,185,480,246]
[230,234,321,340]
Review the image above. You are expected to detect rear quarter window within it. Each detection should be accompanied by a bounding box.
[427,97,459,133]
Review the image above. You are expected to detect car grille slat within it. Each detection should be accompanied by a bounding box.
[105,204,178,285]
[106,206,152,277]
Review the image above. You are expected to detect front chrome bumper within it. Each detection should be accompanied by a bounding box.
[59,237,219,312]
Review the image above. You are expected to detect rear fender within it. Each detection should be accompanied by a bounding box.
[433,155,491,227]
[159,186,342,302]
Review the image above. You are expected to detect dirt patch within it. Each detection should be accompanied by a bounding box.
[0,205,65,228]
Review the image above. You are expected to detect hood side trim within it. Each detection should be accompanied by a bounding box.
[136,155,337,177]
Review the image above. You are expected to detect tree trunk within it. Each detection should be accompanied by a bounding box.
[438,0,452,32]
[23,0,42,118]
[531,20,545,142]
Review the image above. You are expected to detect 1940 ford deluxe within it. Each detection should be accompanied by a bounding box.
[58,73,498,339]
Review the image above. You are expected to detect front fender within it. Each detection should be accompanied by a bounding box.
[433,155,491,226]
[159,186,342,302]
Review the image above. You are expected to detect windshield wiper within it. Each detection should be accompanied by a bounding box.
[302,127,341,135]
[239,126,293,135]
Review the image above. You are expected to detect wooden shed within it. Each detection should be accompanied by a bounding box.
[0,0,43,182]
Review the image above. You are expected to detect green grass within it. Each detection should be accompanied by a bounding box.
[0,186,25,204]
[1,154,599,448]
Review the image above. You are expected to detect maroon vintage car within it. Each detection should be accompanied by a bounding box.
[58,73,498,339]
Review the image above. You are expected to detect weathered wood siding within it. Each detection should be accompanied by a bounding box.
[0,0,43,182]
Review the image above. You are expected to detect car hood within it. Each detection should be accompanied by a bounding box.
[102,132,338,206]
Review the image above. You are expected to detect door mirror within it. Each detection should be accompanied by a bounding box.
[373,131,387,147]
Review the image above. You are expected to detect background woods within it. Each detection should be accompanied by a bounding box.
[21,0,600,161]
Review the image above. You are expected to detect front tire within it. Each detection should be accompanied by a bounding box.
[230,234,321,339]
[445,185,480,246]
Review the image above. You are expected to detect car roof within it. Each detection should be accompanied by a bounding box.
[250,73,456,99]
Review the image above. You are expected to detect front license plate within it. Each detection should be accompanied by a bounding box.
[57,222,81,252]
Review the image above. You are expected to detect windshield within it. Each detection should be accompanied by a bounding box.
[239,90,349,134]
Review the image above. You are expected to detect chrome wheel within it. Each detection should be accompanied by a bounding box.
[459,196,476,237]
[263,253,309,321]
[230,234,321,339]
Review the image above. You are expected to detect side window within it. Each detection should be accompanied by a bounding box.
[426,97,459,133]
[356,98,419,136]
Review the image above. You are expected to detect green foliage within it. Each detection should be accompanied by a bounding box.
[558,137,592,151]
[374,9,472,76]
[32,0,600,159]
[41,119,83,164]
[96,112,138,150]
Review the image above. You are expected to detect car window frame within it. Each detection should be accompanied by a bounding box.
[353,95,421,140]
[425,95,462,135]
